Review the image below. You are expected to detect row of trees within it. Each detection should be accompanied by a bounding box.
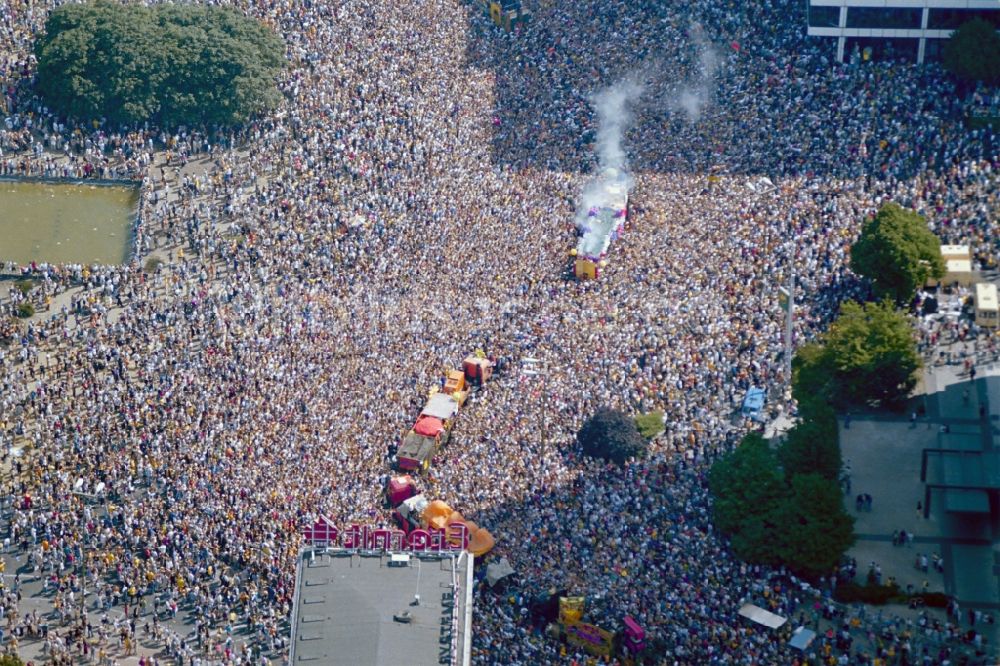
[831,202,940,407]
[25,4,998,133]
[711,201,941,578]
[34,1,284,127]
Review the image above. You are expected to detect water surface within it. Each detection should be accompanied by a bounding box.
[0,181,138,265]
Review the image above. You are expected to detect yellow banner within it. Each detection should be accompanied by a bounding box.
[565,622,614,657]
[559,596,584,625]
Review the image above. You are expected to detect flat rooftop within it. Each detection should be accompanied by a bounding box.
[290,549,473,666]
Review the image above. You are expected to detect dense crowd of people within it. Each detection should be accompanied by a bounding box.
[1,0,999,662]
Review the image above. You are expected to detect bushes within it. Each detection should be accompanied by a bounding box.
[920,592,950,608]
[833,582,950,609]
[834,581,902,605]
[16,302,35,319]
[13,279,33,296]
[577,408,648,465]
[634,411,664,440]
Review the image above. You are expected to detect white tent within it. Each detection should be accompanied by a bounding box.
[738,603,787,629]
[788,626,817,651]
[485,557,515,588]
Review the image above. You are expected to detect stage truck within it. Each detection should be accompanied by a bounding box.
[395,353,493,472]
[571,168,629,280]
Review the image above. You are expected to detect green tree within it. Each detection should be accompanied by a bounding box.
[771,474,855,578]
[577,408,648,465]
[709,433,786,552]
[710,435,856,578]
[0,654,25,666]
[823,300,921,407]
[791,342,835,405]
[34,1,284,127]
[944,18,1000,85]
[850,202,944,305]
[779,400,841,481]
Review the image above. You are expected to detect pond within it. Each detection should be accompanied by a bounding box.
[0,180,139,265]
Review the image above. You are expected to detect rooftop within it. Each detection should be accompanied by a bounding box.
[290,549,474,666]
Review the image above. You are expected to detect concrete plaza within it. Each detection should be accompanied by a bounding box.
[839,356,1000,657]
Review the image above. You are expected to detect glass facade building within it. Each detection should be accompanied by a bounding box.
[806,0,1000,63]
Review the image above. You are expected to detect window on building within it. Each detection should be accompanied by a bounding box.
[844,37,920,62]
[927,9,1000,30]
[923,38,945,62]
[808,5,840,28]
[845,7,922,29]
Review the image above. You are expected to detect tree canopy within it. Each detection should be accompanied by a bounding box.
[850,202,944,305]
[710,433,854,578]
[709,433,786,550]
[794,300,920,408]
[770,474,855,579]
[577,408,648,466]
[34,1,285,127]
[943,18,1000,85]
[778,400,841,482]
[824,300,921,407]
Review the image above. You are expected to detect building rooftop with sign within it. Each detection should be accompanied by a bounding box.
[289,549,474,666]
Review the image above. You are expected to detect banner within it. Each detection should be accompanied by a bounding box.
[558,596,584,625]
[565,621,614,657]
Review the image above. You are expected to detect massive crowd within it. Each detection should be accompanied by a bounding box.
[1,0,999,662]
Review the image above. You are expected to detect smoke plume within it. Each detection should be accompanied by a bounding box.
[575,79,643,229]
[673,23,721,123]
[593,78,643,172]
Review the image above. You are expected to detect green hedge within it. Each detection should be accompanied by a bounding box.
[834,582,950,608]
[834,582,902,605]
[634,411,664,440]
[918,592,950,608]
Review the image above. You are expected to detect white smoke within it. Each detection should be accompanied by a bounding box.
[576,79,643,229]
[593,79,643,172]
[672,23,722,123]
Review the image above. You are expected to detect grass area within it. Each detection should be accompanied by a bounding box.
[635,411,665,440]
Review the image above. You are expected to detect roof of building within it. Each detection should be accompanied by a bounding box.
[941,244,970,260]
[290,549,473,666]
[977,282,998,310]
[923,449,1000,491]
[398,432,438,463]
[946,259,973,273]
[421,393,460,420]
